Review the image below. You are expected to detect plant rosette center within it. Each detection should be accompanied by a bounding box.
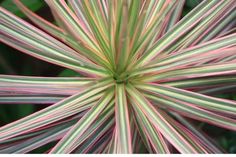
[113,72,130,84]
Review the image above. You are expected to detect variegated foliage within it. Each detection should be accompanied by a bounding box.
[0,0,236,154]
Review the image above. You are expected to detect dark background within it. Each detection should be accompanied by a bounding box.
[0,0,236,153]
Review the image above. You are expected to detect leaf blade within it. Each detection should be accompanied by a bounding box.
[115,84,132,153]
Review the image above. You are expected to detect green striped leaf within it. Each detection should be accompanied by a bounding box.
[115,84,132,153]
[137,83,236,117]
[131,100,169,153]
[50,88,114,153]
[126,84,197,153]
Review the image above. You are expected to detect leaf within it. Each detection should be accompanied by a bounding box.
[74,102,114,153]
[136,1,230,66]
[143,62,236,83]
[146,93,236,131]
[159,111,208,153]
[115,84,132,153]
[0,74,93,96]
[128,0,177,69]
[126,84,197,153]
[45,0,112,71]
[0,95,64,104]
[79,1,113,68]
[173,114,222,153]
[0,121,73,153]
[0,79,112,142]
[131,34,236,78]
[165,0,185,32]
[163,75,236,89]
[137,83,236,117]
[131,99,169,153]
[50,88,114,153]
[0,7,106,76]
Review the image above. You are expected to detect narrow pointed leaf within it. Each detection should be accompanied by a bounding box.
[115,84,132,153]
[126,84,197,153]
[50,89,114,153]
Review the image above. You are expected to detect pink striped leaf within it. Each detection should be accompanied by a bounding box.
[0,95,64,104]
[173,114,223,153]
[158,110,210,153]
[126,84,198,153]
[131,99,170,153]
[146,93,236,130]
[138,83,236,118]
[0,75,93,95]
[71,101,114,153]
[143,62,236,83]
[45,0,112,71]
[115,84,132,153]
[0,79,112,142]
[49,89,114,153]
[135,1,232,66]
[131,34,236,78]
[163,75,236,89]
[0,121,73,153]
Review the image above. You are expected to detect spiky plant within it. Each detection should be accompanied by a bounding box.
[0,0,236,154]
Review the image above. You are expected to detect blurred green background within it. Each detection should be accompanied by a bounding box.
[0,0,235,153]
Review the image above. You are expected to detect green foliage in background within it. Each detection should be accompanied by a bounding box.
[0,0,44,18]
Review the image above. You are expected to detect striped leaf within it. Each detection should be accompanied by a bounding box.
[115,84,132,153]
[50,88,114,153]
[126,84,198,153]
